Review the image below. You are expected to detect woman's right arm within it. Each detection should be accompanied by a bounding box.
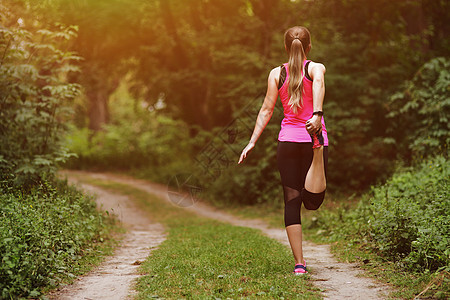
[238,67,279,164]
[306,62,326,135]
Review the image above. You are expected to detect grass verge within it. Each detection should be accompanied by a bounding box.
[79,178,322,299]
[42,224,124,297]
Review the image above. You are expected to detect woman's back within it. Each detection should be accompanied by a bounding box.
[277,60,328,145]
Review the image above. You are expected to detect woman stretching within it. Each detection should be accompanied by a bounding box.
[238,26,328,275]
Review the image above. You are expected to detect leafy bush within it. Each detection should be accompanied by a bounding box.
[388,57,450,162]
[367,156,449,271]
[314,156,449,272]
[0,4,81,189]
[0,181,109,299]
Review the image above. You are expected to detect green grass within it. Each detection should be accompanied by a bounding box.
[138,220,320,299]
[79,178,322,299]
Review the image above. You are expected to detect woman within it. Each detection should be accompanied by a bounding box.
[237,26,328,275]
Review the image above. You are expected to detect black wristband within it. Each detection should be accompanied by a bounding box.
[313,111,323,116]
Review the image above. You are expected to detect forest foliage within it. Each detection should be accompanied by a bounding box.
[388,57,450,161]
[49,0,449,193]
[0,0,449,296]
[0,2,80,189]
[1,4,113,298]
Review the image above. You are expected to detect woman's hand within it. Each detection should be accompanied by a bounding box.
[237,142,255,164]
[306,115,322,135]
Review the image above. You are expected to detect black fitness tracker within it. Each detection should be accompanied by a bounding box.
[313,111,323,116]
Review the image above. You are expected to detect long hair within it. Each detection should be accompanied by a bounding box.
[284,26,311,114]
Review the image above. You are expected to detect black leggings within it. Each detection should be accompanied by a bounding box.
[276,141,328,227]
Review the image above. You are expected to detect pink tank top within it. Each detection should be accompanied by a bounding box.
[277,60,328,146]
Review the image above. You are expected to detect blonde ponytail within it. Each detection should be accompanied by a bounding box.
[287,39,307,114]
[283,26,311,114]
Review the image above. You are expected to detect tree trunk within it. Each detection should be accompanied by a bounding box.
[251,0,275,60]
[159,0,188,69]
[160,0,214,130]
[82,66,119,132]
[87,88,109,131]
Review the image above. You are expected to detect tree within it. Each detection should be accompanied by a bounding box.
[130,0,293,133]
[387,57,450,162]
[297,0,450,189]
[21,0,145,131]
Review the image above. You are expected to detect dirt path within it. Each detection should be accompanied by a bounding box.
[59,170,392,299]
[48,180,166,300]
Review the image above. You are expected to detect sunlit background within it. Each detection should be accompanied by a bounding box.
[2,0,448,195]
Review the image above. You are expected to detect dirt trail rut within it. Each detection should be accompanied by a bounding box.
[59,171,392,299]
[49,180,166,300]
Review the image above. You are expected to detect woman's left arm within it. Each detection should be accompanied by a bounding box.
[306,62,326,134]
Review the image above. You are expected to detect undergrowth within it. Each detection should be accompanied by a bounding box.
[307,156,449,298]
[312,156,449,272]
[0,180,117,299]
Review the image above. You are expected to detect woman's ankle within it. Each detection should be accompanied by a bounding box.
[295,258,306,266]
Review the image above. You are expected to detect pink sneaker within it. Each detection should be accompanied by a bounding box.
[310,131,324,149]
[293,260,308,275]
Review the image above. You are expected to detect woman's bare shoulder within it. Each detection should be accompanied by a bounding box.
[270,66,282,76]
[268,66,282,85]
[309,61,326,73]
